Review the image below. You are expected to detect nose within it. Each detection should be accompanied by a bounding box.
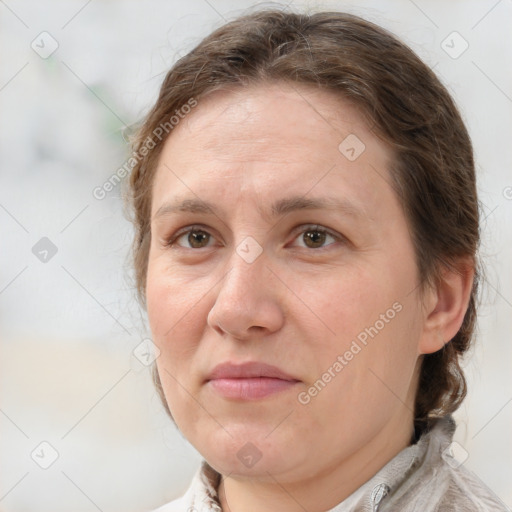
[207,250,285,341]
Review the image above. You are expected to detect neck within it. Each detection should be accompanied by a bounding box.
[218,410,414,512]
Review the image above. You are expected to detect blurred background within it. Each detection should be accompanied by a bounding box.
[1,0,511,510]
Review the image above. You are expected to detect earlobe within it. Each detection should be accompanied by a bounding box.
[418,260,475,355]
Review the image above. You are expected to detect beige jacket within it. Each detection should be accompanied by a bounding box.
[151,416,508,511]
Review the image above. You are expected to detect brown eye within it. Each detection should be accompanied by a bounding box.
[166,227,215,249]
[303,229,327,248]
[186,229,211,248]
[291,225,339,250]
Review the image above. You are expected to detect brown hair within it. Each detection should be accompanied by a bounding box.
[125,8,480,431]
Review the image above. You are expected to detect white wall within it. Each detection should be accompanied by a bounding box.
[1,0,510,510]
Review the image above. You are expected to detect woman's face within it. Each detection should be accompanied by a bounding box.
[146,83,427,482]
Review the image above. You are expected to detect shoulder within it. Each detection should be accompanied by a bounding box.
[435,462,509,511]
[430,420,508,511]
[383,417,508,511]
[386,453,509,511]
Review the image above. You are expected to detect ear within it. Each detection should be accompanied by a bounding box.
[418,258,475,355]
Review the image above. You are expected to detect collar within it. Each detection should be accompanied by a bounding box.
[183,416,456,512]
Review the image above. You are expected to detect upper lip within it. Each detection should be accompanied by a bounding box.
[206,361,299,382]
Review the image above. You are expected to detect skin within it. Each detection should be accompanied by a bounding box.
[146,82,474,512]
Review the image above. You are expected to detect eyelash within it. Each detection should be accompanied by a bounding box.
[163,224,344,251]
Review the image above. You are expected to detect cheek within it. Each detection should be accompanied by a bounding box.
[146,259,204,358]
[299,299,421,442]
[303,266,399,346]
[146,263,207,429]
[301,260,422,399]
[146,271,171,346]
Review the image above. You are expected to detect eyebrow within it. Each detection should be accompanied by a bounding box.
[153,195,367,223]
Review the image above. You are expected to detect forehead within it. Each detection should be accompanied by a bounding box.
[151,82,396,217]
[167,83,380,158]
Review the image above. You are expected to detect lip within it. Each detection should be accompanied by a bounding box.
[206,361,300,400]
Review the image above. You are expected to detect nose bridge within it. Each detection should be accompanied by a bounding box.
[219,241,268,306]
[220,205,269,295]
[207,241,284,337]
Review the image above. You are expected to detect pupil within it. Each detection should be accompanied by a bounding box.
[305,230,325,248]
[189,230,208,248]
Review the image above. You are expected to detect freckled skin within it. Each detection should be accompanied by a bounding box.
[145,83,455,512]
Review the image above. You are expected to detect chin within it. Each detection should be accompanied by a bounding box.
[195,427,304,479]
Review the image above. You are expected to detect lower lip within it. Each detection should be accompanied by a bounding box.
[208,377,299,400]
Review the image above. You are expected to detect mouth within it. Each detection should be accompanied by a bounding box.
[205,361,301,400]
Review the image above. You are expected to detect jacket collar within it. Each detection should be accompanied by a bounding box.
[181,416,456,512]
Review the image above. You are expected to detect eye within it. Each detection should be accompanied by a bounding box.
[163,224,343,251]
[290,225,341,249]
[165,226,216,249]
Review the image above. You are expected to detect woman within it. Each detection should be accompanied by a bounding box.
[125,8,507,512]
